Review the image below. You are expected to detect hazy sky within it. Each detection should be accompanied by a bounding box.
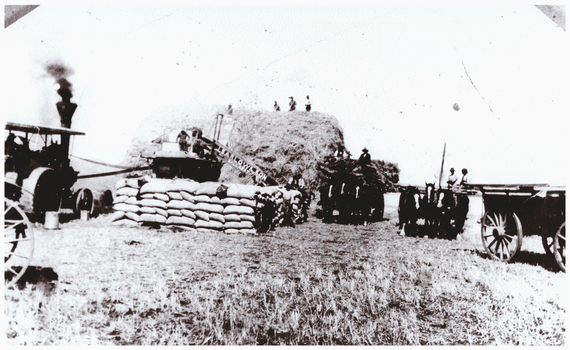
[3,4,567,186]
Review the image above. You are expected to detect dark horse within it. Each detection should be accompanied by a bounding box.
[418,183,438,236]
[398,186,421,234]
[435,188,469,239]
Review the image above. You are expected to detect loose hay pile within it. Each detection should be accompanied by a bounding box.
[221,109,344,191]
[111,177,304,234]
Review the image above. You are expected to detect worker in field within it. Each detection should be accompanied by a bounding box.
[176,130,189,151]
[447,168,458,189]
[305,95,311,112]
[289,96,296,111]
[227,104,233,115]
[274,101,280,111]
[358,148,371,165]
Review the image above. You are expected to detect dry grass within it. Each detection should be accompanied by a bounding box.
[4,194,565,345]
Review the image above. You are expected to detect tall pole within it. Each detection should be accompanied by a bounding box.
[438,142,446,189]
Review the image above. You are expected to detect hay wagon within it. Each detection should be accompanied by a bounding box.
[472,184,565,272]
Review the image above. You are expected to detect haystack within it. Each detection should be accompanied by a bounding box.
[219,109,344,191]
[121,105,399,192]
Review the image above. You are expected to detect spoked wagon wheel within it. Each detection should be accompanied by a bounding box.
[5,198,34,287]
[553,222,565,273]
[481,210,522,262]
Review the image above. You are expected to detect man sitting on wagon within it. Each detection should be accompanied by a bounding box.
[447,168,458,189]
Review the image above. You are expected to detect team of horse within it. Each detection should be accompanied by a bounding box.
[318,179,384,225]
[398,183,469,239]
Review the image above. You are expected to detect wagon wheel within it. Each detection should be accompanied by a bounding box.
[553,222,565,272]
[5,198,34,287]
[481,210,522,262]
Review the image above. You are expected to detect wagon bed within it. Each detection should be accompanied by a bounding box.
[468,183,565,271]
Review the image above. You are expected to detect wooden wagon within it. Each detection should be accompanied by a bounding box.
[470,184,565,272]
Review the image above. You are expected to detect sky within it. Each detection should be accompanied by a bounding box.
[3,4,567,186]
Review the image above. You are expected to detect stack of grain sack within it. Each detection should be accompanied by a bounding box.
[111,177,297,234]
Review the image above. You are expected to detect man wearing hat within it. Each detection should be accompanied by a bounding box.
[447,168,458,189]
[289,96,296,111]
[358,147,371,165]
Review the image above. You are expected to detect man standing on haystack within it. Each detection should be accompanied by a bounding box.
[289,96,296,111]
[305,95,311,111]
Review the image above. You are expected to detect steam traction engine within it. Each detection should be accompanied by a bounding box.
[5,80,92,286]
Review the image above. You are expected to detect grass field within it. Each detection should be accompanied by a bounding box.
[4,193,566,345]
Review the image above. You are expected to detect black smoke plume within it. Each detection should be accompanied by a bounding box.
[45,62,75,102]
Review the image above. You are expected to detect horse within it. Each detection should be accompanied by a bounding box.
[434,188,468,239]
[418,183,438,236]
[398,186,421,234]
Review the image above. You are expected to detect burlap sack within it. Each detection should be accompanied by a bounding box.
[224,214,241,222]
[195,219,223,230]
[139,206,157,214]
[167,200,195,210]
[125,211,140,222]
[111,210,126,222]
[166,216,196,227]
[167,209,183,217]
[208,212,225,224]
[180,191,195,203]
[168,179,200,193]
[112,195,129,204]
[195,182,223,196]
[114,203,140,213]
[226,184,259,199]
[181,209,197,220]
[223,205,255,215]
[153,193,170,202]
[195,210,210,222]
[139,213,167,224]
[139,198,168,209]
[195,202,224,214]
[167,191,183,201]
[116,187,139,197]
[221,197,241,206]
[155,208,168,218]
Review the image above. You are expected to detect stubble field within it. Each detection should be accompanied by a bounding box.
[4,193,566,345]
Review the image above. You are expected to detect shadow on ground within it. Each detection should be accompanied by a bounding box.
[5,266,59,293]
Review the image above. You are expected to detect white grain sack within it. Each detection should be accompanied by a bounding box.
[223,205,255,216]
[167,209,183,217]
[166,216,196,227]
[167,200,195,210]
[181,209,197,220]
[167,191,183,201]
[114,203,140,213]
[116,187,139,197]
[153,193,170,202]
[139,213,167,224]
